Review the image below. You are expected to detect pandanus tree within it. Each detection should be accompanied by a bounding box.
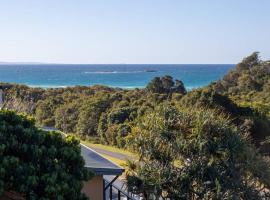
[0,110,92,200]
[127,104,270,200]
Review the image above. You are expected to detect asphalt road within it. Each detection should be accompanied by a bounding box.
[88,145,134,161]
[42,127,134,161]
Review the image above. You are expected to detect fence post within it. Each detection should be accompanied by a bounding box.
[103,180,106,200]
[110,185,113,200]
[118,190,121,200]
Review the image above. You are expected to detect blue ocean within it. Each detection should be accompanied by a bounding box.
[0,64,234,89]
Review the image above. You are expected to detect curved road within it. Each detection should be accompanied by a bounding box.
[42,127,134,161]
[85,145,134,161]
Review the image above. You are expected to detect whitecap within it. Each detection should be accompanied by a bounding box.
[27,84,68,88]
[84,71,145,74]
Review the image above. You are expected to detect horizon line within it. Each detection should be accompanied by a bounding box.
[0,62,235,65]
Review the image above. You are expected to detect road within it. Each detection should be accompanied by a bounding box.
[42,126,134,161]
[86,145,134,161]
[42,127,140,199]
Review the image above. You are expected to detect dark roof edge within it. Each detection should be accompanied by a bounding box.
[86,166,125,175]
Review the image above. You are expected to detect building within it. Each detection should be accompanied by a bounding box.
[43,128,137,200]
[80,144,125,200]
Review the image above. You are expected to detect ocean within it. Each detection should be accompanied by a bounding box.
[0,64,234,89]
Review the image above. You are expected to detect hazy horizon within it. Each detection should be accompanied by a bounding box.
[0,61,236,65]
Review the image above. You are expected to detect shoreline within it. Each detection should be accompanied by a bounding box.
[22,83,200,91]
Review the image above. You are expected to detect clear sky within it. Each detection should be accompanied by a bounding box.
[0,0,269,64]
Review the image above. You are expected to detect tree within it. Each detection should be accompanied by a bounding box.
[180,88,246,116]
[236,52,260,71]
[76,98,110,137]
[97,112,109,144]
[147,76,187,95]
[174,79,187,94]
[116,124,131,148]
[35,96,64,126]
[161,75,174,93]
[146,77,164,93]
[127,104,270,200]
[0,110,92,200]
[55,101,80,133]
[108,107,136,124]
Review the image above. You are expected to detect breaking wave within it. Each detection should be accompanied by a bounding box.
[84,71,144,74]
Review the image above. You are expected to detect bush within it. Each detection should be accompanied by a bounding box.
[0,110,92,200]
[127,104,270,199]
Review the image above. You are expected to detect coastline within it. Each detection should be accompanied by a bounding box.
[0,64,234,91]
[24,83,200,91]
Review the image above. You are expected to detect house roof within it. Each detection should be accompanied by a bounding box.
[81,143,124,176]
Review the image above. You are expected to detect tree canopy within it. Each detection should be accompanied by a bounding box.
[0,110,92,200]
[1,53,270,154]
[146,75,187,94]
[0,52,270,199]
[127,104,270,199]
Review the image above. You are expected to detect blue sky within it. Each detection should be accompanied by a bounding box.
[0,0,269,64]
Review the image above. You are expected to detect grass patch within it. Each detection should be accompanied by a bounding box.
[99,154,127,167]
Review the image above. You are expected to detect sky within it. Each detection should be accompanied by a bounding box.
[0,0,269,64]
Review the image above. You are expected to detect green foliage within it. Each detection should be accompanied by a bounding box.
[214,52,270,97]
[116,124,131,148]
[97,113,109,144]
[1,53,270,153]
[55,101,81,133]
[208,52,270,154]
[146,75,187,94]
[1,52,270,199]
[0,110,92,200]
[127,104,270,199]
[76,98,111,137]
[236,52,261,71]
[146,77,164,93]
[35,96,64,126]
[180,87,246,116]
[108,107,136,124]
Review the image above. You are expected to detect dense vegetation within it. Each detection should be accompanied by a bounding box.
[126,105,270,199]
[1,52,270,198]
[0,110,91,200]
[213,52,270,116]
[211,52,270,152]
[1,80,185,148]
[1,53,270,153]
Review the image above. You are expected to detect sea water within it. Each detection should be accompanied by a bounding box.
[0,64,234,89]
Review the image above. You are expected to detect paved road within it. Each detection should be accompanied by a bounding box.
[42,127,140,199]
[42,127,134,161]
[87,145,134,161]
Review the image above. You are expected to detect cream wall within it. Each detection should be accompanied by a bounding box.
[82,175,104,200]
